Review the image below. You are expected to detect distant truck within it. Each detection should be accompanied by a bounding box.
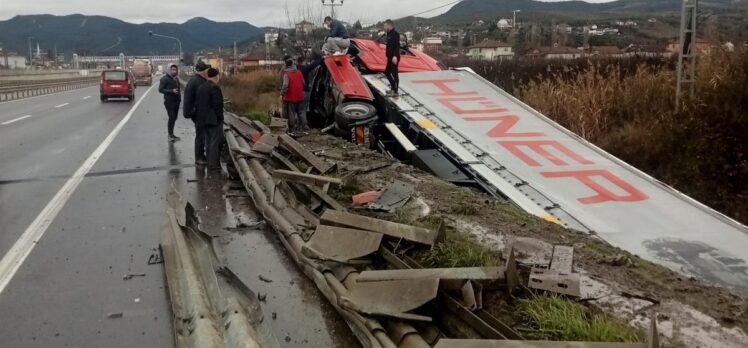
[156,65,164,75]
[132,59,153,86]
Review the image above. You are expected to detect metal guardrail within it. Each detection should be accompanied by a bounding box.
[0,77,99,102]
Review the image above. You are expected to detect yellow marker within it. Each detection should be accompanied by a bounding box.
[542,214,560,224]
[416,119,437,129]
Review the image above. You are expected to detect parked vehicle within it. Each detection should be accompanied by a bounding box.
[100,69,135,102]
[132,59,153,86]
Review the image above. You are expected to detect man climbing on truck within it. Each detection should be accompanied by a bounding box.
[323,16,350,55]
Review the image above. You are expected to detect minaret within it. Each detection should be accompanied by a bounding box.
[36,42,41,59]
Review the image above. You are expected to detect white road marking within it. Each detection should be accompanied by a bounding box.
[82,96,92,100]
[55,103,70,108]
[0,85,155,294]
[1,115,32,125]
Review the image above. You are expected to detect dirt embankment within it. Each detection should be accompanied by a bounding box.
[297,131,748,346]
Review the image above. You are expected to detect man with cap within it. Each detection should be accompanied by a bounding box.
[183,60,211,165]
[280,56,305,136]
[158,64,181,142]
[194,68,225,170]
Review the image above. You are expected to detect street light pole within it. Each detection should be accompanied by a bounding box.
[321,0,344,19]
[148,31,183,65]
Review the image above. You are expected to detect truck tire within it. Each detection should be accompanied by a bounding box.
[334,102,376,129]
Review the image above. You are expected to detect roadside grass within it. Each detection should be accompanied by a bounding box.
[243,111,271,125]
[222,69,279,118]
[413,229,499,268]
[516,295,641,342]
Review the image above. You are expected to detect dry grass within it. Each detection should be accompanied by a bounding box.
[222,69,280,118]
[516,48,748,223]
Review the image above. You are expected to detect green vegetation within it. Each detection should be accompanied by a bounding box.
[517,295,641,342]
[413,230,498,268]
[243,111,271,125]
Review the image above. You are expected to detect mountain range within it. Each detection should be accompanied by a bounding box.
[436,0,747,20]
[0,14,263,56]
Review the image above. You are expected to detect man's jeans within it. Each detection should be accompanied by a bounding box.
[322,37,350,55]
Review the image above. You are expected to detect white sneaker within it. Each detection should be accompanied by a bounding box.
[332,51,346,56]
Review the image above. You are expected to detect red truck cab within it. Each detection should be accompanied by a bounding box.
[100,69,135,102]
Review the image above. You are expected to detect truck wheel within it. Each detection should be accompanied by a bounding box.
[334,102,376,129]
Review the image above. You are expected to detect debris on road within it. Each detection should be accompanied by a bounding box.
[122,272,146,280]
[258,275,273,283]
[107,312,123,319]
[367,179,413,212]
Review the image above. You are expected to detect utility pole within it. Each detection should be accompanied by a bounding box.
[676,0,698,111]
[27,36,34,67]
[233,41,237,74]
[321,0,344,19]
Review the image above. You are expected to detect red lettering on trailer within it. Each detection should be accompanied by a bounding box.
[541,170,649,204]
[412,79,475,96]
[499,140,594,167]
[408,77,648,204]
[464,116,545,138]
[439,97,510,114]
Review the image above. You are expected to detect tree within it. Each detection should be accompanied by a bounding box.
[353,20,363,31]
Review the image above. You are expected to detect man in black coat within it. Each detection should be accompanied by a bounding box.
[183,60,211,165]
[194,68,224,169]
[383,19,401,96]
[158,64,181,141]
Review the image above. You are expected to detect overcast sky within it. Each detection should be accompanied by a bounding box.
[0,0,614,27]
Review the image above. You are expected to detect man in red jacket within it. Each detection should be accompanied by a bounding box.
[280,56,307,136]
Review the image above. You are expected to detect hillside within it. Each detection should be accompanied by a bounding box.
[0,14,263,56]
[436,0,747,20]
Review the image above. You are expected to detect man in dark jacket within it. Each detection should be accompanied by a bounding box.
[158,64,181,141]
[383,19,401,96]
[183,60,211,165]
[322,16,350,55]
[194,68,224,169]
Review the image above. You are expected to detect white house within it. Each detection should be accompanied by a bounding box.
[264,32,279,44]
[0,55,27,69]
[467,40,514,60]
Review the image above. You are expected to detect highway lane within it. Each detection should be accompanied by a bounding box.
[0,81,358,347]
[0,84,183,347]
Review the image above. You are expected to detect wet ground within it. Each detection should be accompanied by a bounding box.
[0,84,357,347]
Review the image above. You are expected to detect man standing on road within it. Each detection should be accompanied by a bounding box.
[280,56,305,136]
[322,16,350,55]
[183,60,211,165]
[194,68,224,170]
[384,19,401,96]
[158,64,181,142]
[296,56,314,135]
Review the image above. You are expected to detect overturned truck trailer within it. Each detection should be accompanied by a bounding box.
[362,68,748,293]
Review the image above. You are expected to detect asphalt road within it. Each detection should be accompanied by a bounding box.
[0,82,357,347]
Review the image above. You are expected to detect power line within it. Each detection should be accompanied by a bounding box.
[403,0,462,19]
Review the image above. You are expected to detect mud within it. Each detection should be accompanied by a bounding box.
[297,130,748,346]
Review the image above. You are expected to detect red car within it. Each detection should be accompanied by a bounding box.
[99,69,135,102]
[308,38,442,143]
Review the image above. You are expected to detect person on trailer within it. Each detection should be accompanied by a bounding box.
[280,56,306,136]
[194,68,224,170]
[158,64,181,142]
[322,16,350,55]
[183,60,212,165]
[383,19,401,96]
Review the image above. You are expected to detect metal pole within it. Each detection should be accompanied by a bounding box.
[27,37,33,67]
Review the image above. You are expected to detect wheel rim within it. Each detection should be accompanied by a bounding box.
[342,104,370,117]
